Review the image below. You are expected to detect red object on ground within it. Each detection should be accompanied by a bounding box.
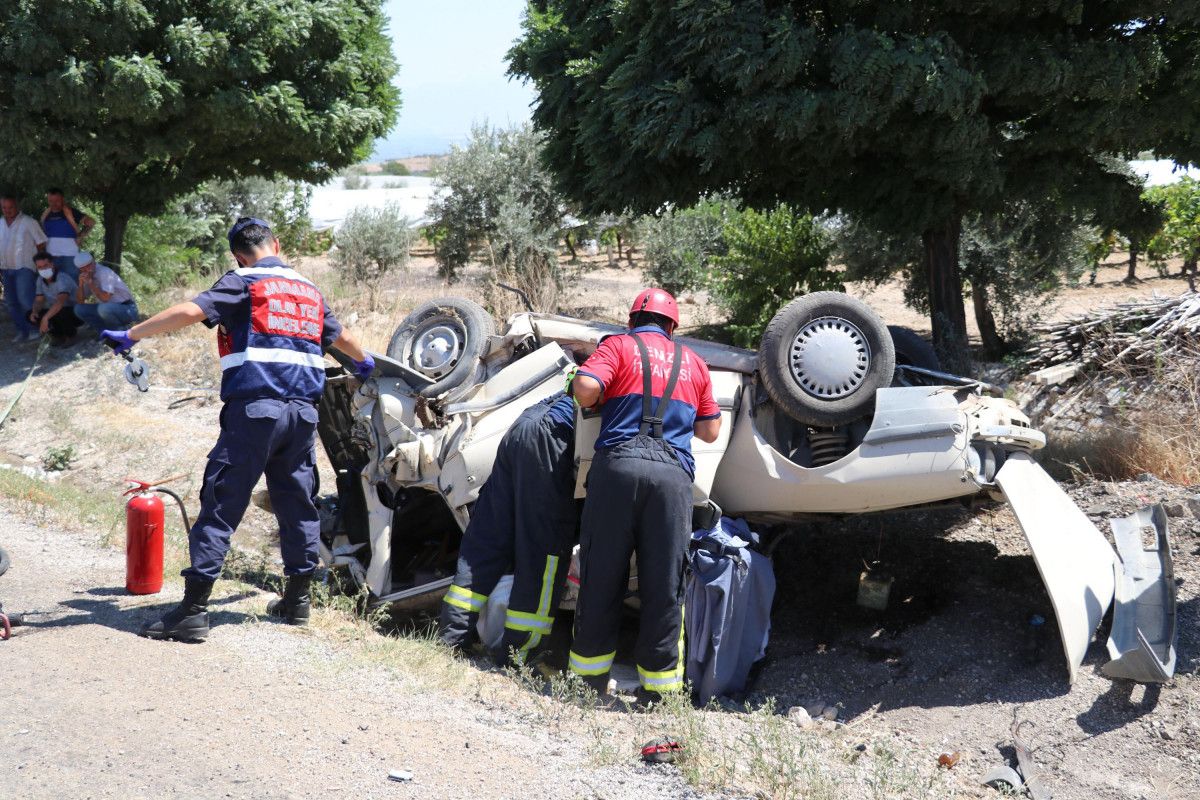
[125,482,165,595]
[0,612,10,640]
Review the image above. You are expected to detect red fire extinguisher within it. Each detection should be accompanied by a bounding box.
[124,477,191,595]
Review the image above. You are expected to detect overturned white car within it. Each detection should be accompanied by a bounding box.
[316,292,1176,684]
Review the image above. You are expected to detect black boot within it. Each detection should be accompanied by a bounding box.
[267,573,312,626]
[142,578,213,642]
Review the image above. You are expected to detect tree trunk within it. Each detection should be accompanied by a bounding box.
[972,283,1007,358]
[616,231,625,262]
[922,219,969,367]
[1185,257,1197,293]
[102,207,129,272]
[564,231,576,260]
[1125,244,1139,283]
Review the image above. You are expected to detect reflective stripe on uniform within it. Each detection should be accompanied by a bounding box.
[233,266,316,286]
[637,606,686,692]
[568,650,615,676]
[505,555,560,651]
[220,347,326,371]
[443,584,487,613]
[504,609,554,633]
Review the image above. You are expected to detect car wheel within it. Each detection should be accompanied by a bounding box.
[888,325,940,370]
[758,292,895,427]
[387,297,496,398]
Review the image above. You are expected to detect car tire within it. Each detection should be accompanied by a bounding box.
[888,325,940,371]
[758,292,895,427]
[387,297,496,398]
[0,545,8,578]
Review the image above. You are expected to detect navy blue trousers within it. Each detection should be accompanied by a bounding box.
[183,398,321,582]
[439,400,577,660]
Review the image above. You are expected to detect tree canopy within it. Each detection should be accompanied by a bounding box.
[0,0,399,263]
[509,1,1200,353]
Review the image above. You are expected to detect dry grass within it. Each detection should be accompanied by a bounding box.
[1040,356,1200,485]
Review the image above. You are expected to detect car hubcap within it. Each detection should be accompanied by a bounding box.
[789,317,870,399]
[411,323,462,379]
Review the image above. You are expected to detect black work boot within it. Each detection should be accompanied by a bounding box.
[142,578,213,642]
[266,573,313,626]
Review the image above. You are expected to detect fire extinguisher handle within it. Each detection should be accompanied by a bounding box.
[152,486,192,533]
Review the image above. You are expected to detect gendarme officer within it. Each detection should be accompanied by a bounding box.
[101,217,375,641]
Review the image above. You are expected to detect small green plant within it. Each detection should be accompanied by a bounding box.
[42,444,76,472]
[342,173,368,190]
[382,179,407,189]
[332,203,416,309]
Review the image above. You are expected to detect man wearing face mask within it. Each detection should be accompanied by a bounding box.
[100,217,375,642]
[29,251,81,345]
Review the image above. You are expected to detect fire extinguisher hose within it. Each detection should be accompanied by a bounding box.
[152,487,192,533]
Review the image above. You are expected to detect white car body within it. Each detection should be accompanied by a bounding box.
[317,306,1174,684]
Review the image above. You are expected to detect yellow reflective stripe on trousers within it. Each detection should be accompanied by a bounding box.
[637,607,686,691]
[568,650,615,676]
[505,555,560,652]
[444,584,487,612]
[504,609,554,633]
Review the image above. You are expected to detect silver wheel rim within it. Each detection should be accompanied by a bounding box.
[789,316,870,399]
[410,322,462,379]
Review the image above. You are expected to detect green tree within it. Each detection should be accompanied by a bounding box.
[510,2,1200,356]
[0,0,398,266]
[636,196,736,296]
[426,124,566,282]
[711,204,839,347]
[1146,177,1200,289]
[333,204,415,310]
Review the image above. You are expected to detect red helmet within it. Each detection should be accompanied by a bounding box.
[628,287,680,328]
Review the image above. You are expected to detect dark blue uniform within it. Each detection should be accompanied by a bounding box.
[185,258,342,581]
[440,393,577,661]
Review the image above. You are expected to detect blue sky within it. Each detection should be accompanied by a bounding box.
[373,0,536,159]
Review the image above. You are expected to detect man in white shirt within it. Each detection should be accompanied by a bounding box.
[73,252,139,331]
[0,194,49,343]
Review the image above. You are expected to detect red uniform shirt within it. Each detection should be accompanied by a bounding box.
[577,326,720,477]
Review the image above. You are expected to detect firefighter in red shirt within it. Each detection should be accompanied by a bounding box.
[568,288,721,700]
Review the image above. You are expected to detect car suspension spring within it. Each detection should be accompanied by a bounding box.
[808,427,850,467]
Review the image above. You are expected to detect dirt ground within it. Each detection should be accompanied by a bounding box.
[1,253,1197,799]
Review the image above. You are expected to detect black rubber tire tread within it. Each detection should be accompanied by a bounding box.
[386,297,496,398]
[758,292,895,427]
[0,545,9,578]
[888,325,940,371]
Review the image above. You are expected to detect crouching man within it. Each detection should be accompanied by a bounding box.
[29,251,80,346]
[101,218,374,642]
[439,391,578,665]
[73,252,138,331]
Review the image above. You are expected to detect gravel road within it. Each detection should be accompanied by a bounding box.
[0,507,705,800]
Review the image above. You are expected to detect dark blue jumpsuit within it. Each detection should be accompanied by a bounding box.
[439,393,577,661]
[185,258,342,581]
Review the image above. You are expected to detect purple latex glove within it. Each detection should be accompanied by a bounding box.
[353,353,375,381]
[100,329,137,355]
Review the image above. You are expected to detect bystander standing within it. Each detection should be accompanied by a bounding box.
[0,194,48,343]
[40,189,95,281]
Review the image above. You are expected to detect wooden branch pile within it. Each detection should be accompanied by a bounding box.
[1025,293,1200,375]
[1017,292,1200,432]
